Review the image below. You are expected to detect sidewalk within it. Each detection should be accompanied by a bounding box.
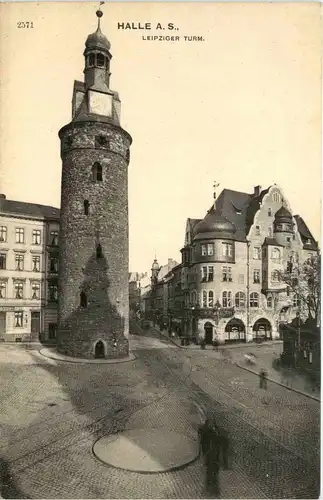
[151,323,320,402]
[237,360,320,401]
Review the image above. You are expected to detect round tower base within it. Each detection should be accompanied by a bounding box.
[56,336,129,360]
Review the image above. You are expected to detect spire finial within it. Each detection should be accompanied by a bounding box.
[213,181,220,209]
[96,4,104,29]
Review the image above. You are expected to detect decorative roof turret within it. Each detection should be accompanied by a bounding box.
[275,205,293,222]
[151,258,160,271]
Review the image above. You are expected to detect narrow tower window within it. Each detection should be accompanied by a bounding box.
[84,200,90,215]
[92,162,103,182]
[89,54,95,66]
[80,291,87,308]
[96,244,103,259]
[97,53,105,67]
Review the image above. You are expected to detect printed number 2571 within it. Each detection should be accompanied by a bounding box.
[17,22,34,28]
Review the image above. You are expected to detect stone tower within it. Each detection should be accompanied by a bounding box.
[57,10,132,359]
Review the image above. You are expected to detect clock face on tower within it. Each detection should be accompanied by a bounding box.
[88,90,113,117]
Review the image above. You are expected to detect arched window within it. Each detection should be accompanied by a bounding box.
[202,290,207,308]
[208,291,214,308]
[271,270,280,282]
[271,248,280,260]
[222,291,232,308]
[89,54,95,66]
[92,162,103,182]
[80,291,87,308]
[267,295,273,308]
[272,192,281,203]
[96,244,103,259]
[235,292,245,308]
[293,294,301,308]
[97,53,105,67]
[249,292,259,308]
[84,200,90,215]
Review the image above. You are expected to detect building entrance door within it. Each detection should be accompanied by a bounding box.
[31,312,40,333]
[95,341,105,359]
[48,323,57,340]
[0,312,6,338]
[204,322,213,345]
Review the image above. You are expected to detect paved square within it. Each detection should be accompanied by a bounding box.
[0,329,319,499]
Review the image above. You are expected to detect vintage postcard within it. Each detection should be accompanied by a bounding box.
[0,2,321,499]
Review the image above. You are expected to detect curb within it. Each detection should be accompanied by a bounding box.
[39,347,136,365]
[152,326,320,402]
[236,362,320,402]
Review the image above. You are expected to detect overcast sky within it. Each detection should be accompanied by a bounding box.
[0,2,321,274]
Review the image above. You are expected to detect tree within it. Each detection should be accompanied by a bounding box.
[278,253,321,326]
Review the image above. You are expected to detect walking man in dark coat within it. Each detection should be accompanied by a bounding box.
[259,367,268,390]
[199,417,230,497]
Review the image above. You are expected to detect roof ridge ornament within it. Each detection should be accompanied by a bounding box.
[213,181,220,209]
[96,5,104,30]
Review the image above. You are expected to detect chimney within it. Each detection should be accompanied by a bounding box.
[254,185,261,197]
[0,194,6,211]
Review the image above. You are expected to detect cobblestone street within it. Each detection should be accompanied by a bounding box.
[0,325,319,499]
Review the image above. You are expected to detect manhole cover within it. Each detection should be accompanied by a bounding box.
[93,428,199,473]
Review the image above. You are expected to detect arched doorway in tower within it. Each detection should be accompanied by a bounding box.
[253,318,272,341]
[204,322,214,345]
[95,340,105,359]
[225,318,246,344]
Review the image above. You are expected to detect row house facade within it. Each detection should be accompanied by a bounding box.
[147,184,318,345]
[0,194,60,341]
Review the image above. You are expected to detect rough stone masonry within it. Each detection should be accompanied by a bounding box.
[56,12,132,359]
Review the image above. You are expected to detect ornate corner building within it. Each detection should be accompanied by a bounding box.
[57,11,132,359]
[148,184,318,345]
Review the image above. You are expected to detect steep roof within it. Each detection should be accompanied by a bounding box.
[214,189,253,241]
[0,197,60,221]
[294,215,319,250]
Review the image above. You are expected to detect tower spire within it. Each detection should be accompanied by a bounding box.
[96,6,103,30]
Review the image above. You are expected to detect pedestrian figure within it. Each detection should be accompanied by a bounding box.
[199,418,230,497]
[259,368,267,390]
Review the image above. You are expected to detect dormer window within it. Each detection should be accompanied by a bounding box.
[97,53,105,67]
